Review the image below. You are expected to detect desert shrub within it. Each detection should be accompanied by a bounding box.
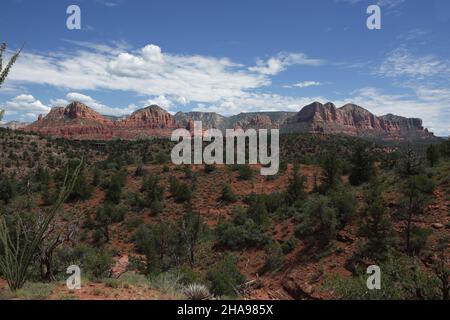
[206,253,245,297]
[295,195,337,247]
[169,175,191,203]
[328,187,357,228]
[220,183,237,203]
[281,237,297,254]
[183,284,211,300]
[134,164,147,177]
[154,150,170,164]
[328,255,441,300]
[408,227,432,256]
[259,242,284,274]
[104,172,127,204]
[247,195,269,225]
[55,244,113,281]
[134,222,181,274]
[141,173,164,213]
[215,219,269,250]
[237,165,253,180]
[95,203,127,243]
[67,170,93,202]
[0,175,16,205]
[204,164,215,174]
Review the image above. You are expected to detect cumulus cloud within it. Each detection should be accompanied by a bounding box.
[50,92,137,116]
[193,92,328,115]
[1,94,50,120]
[7,43,322,103]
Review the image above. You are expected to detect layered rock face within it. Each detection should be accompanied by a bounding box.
[175,111,296,131]
[25,102,115,140]
[25,100,437,141]
[283,101,436,140]
[25,102,179,140]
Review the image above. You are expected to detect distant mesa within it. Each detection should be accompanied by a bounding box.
[23,100,438,141]
[282,101,436,141]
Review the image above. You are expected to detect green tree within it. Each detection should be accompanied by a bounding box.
[206,253,245,297]
[247,195,268,225]
[432,237,449,300]
[286,163,307,205]
[179,210,206,267]
[141,173,164,213]
[426,144,440,167]
[358,179,395,263]
[295,195,337,247]
[0,174,16,205]
[95,202,126,243]
[349,143,375,186]
[401,173,435,256]
[321,151,341,191]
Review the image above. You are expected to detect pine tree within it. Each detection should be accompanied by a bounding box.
[359,179,395,263]
[321,151,341,191]
[286,163,307,205]
[401,173,435,255]
[349,142,375,186]
[426,144,440,167]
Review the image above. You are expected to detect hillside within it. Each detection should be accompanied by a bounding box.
[0,129,449,300]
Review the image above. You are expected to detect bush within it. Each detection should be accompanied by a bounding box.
[216,219,269,250]
[141,173,164,213]
[237,165,253,180]
[0,175,16,205]
[220,183,237,203]
[206,253,245,297]
[328,187,357,228]
[55,244,113,281]
[169,175,192,203]
[295,195,337,247]
[259,242,284,274]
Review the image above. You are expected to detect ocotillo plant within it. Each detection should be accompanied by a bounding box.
[0,42,22,88]
[0,42,22,121]
[0,160,82,291]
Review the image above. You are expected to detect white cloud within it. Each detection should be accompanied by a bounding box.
[10,43,319,103]
[63,92,137,116]
[376,48,450,79]
[249,53,323,75]
[1,94,50,120]
[284,81,323,89]
[193,92,328,115]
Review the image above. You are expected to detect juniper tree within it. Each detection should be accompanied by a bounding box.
[401,173,435,256]
[358,179,395,263]
[286,163,307,205]
[349,142,375,186]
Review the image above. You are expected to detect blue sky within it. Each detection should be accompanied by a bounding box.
[1,0,449,136]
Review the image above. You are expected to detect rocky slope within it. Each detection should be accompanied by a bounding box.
[24,101,438,141]
[282,102,437,141]
[25,102,180,140]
